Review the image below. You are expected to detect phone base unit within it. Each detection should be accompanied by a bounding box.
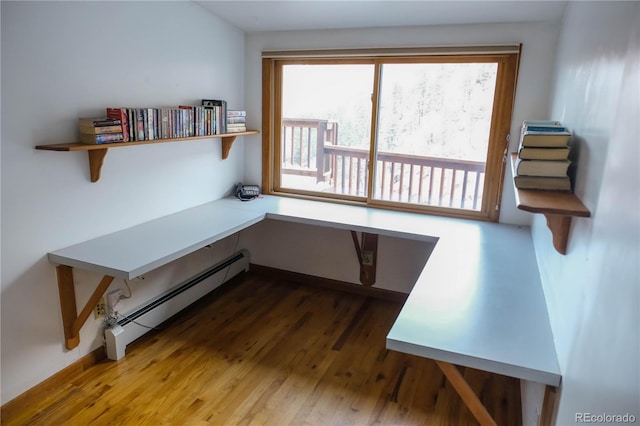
[235,183,260,201]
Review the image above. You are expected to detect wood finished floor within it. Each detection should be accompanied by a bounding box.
[3,271,521,426]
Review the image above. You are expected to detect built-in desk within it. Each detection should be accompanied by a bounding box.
[49,202,265,280]
[48,195,560,426]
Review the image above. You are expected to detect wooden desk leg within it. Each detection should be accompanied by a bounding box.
[56,265,114,350]
[435,360,497,426]
[539,385,558,426]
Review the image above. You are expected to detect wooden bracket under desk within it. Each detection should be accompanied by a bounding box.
[435,360,558,426]
[435,360,497,426]
[56,265,114,350]
[350,231,378,286]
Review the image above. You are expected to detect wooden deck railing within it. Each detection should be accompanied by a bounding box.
[281,118,338,182]
[282,119,485,210]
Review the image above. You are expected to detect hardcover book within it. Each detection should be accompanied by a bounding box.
[517,146,570,160]
[79,132,124,144]
[521,131,571,147]
[135,109,145,140]
[514,158,571,177]
[226,117,246,124]
[513,175,571,191]
[78,124,123,135]
[78,117,121,127]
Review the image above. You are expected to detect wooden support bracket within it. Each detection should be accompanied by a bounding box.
[221,135,238,159]
[56,265,114,350]
[435,360,558,426]
[350,231,378,286]
[539,385,558,426]
[435,360,497,426]
[544,214,572,255]
[88,148,108,183]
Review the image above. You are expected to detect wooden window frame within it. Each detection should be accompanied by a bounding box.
[262,48,520,222]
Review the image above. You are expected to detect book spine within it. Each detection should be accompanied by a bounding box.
[219,106,224,134]
[151,109,156,139]
[192,106,199,136]
[522,120,560,125]
[215,106,219,134]
[222,101,227,134]
[80,132,124,144]
[78,118,121,126]
[79,125,123,134]
[135,109,145,141]
[146,108,154,140]
[524,126,568,132]
[142,109,149,140]
[127,108,136,141]
[198,106,205,136]
[172,109,178,138]
[160,108,168,139]
[193,106,200,136]
[94,133,123,143]
[180,109,185,138]
[170,109,177,139]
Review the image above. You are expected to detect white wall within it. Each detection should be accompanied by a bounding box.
[533,2,639,423]
[241,22,561,290]
[242,219,432,294]
[0,1,246,404]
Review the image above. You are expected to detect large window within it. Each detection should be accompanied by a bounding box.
[262,47,520,221]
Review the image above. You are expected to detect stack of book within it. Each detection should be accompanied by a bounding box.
[78,117,124,144]
[201,99,227,135]
[513,120,572,191]
[78,100,246,144]
[226,110,247,133]
[102,102,231,143]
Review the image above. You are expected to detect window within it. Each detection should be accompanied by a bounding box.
[262,47,520,221]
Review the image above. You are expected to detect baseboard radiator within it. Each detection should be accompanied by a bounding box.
[104,249,250,360]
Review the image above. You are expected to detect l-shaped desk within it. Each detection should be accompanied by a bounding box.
[48,195,560,426]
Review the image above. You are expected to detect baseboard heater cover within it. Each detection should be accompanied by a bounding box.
[104,249,250,360]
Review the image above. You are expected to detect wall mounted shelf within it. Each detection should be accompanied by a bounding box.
[35,130,259,182]
[510,153,590,254]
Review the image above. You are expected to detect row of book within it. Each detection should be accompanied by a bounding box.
[513,120,572,191]
[78,100,247,144]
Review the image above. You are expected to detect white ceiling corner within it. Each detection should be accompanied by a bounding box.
[195,0,568,32]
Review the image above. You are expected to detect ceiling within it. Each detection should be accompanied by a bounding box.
[196,1,568,33]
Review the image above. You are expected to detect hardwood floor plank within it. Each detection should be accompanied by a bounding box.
[2,271,521,426]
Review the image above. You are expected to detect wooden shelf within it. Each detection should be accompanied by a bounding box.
[510,153,590,254]
[35,131,259,182]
